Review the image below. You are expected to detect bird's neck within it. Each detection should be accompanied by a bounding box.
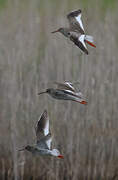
[61,28,70,38]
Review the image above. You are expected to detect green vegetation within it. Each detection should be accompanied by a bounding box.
[0,0,7,10]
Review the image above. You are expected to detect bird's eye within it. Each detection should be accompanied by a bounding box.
[55,92,59,95]
[68,32,70,35]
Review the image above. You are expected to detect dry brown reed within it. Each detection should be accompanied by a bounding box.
[0,0,118,179]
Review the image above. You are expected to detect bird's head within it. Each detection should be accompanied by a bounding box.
[46,88,54,94]
[38,88,54,96]
[51,149,64,159]
[52,28,70,37]
[18,145,32,152]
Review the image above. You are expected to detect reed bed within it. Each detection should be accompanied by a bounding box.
[0,0,118,179]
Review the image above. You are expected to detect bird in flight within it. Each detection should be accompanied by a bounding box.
[52,9,96,55]
[38,81,87,105]
[19,110,64,159]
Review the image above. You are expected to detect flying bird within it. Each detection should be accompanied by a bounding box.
[51,9,96,55]
[38,81,87,105]
[19,110,64,159]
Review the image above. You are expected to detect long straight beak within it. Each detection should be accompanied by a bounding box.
[18,148,25,151]
[38,91,47,95]
[51,29,59,33]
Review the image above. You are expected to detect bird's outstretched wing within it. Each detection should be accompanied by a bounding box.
[70,34,88,55]
[54,81,76,92]
[62,89,87,104]
[37,133,52,150]
[35,110,49,142]
[67,9,85,34]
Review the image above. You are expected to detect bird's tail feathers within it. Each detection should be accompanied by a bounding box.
[85,35,94,42]
[85,35,96,48]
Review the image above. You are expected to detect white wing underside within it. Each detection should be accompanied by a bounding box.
[75,14,84,32]
[65,82,75,91]
[85,35,94,42]
[43,115,52,149]
[65,91,84,102]
[64,89,83,100]
[44,117,49,136]
[79,35,87,49]
[46,137,52,149]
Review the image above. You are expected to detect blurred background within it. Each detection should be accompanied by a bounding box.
[0,0,118,179]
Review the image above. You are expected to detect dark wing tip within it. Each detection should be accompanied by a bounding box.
[39,109,48,126]
[67,9,82,18]
[35,109,48,134]
[83,49,88,55]
[86,51,89,55]
[70,36,89,55]
[43,109,48,117]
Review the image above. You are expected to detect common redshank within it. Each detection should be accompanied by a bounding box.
[52,9,96,55]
